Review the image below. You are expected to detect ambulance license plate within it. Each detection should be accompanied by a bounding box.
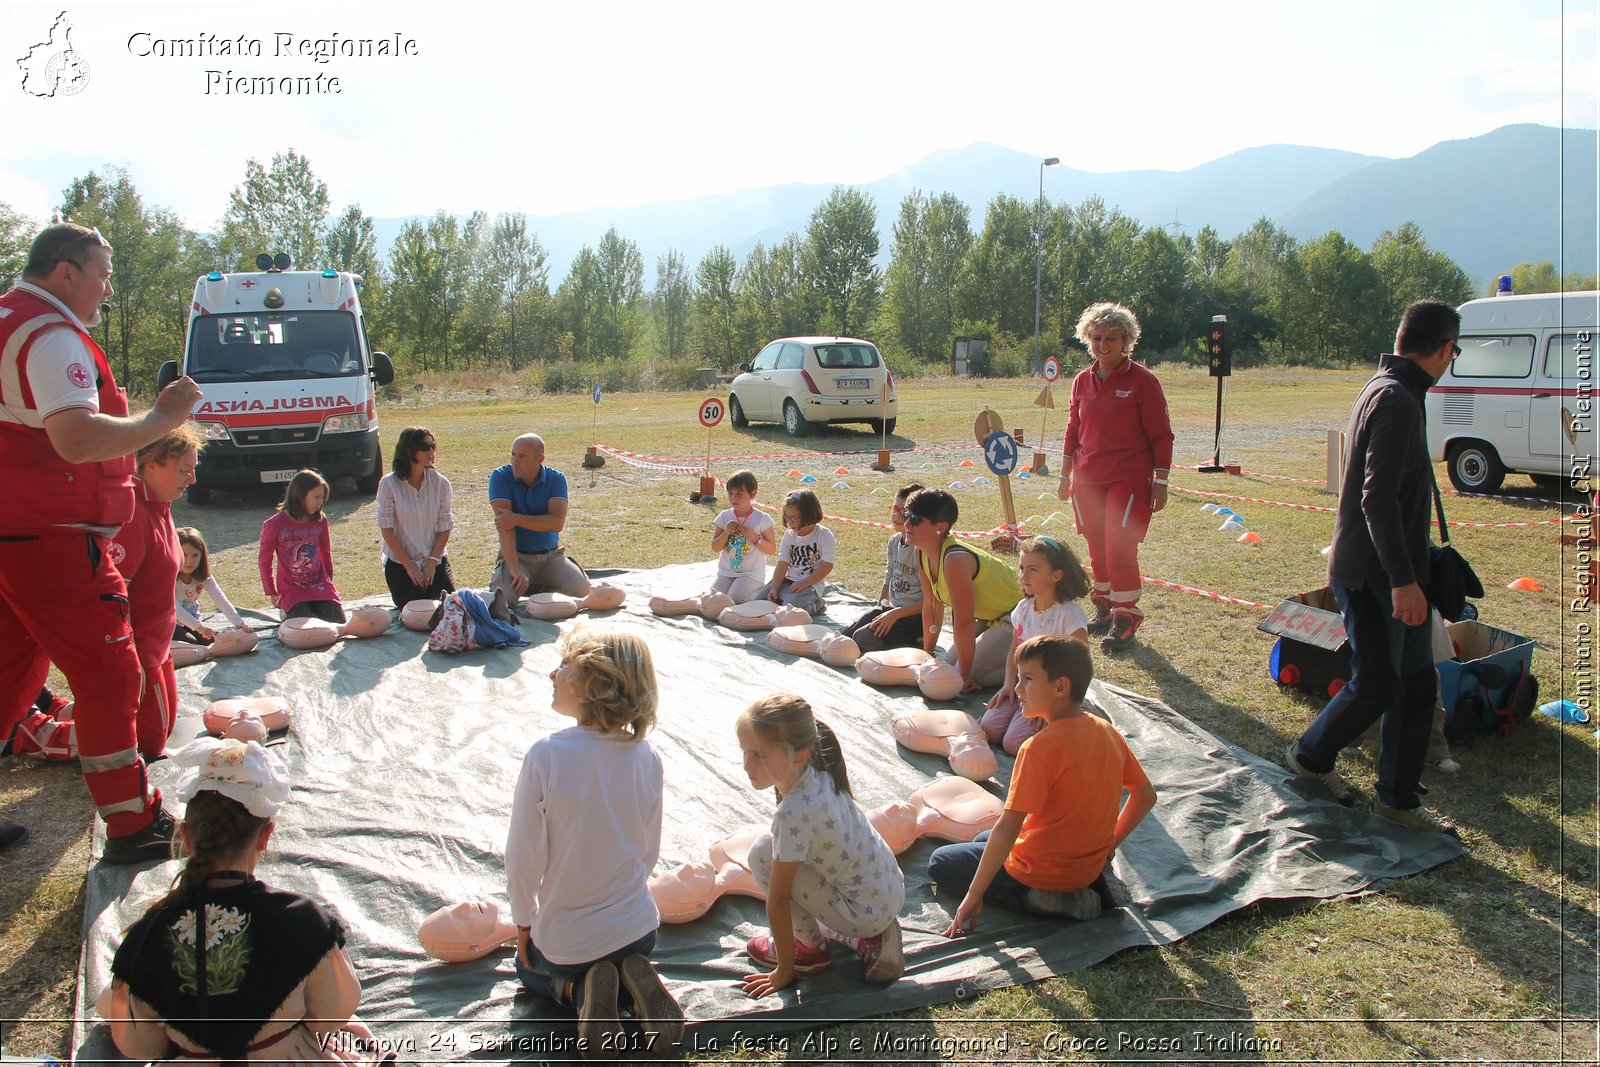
[260,470,296,484]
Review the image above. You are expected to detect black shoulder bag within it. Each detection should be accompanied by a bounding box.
[1427,474,1484,622]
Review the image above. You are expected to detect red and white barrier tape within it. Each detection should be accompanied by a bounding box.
[1141,577,1268,610]
[1171,485,1563,528]
[1171,485,1338,514]
[594,442,981,466]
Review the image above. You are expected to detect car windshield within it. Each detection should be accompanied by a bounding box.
[186,312,362,381]
[814,344,880,370]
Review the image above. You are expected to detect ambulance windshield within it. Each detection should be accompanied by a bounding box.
[187,312,362,381]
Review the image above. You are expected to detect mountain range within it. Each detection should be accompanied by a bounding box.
[370,124,1597,291]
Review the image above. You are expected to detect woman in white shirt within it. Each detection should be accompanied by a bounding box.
[374,426,455,608]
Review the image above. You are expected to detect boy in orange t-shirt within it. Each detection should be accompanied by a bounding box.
[933,635,1156,932]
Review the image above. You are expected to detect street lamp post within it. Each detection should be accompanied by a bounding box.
[1033,157,1060,370]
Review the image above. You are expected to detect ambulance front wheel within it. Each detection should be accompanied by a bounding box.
[356,452,382,495]
[1446,440,1505,495]
[186,485,211,504]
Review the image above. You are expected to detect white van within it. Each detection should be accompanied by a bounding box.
[158,257,395,503]
[1427,290,1597,493]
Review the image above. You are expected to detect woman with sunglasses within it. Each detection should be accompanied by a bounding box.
[375,426,455,608]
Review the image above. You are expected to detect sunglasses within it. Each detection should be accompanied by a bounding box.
[904,515,931,528]
[50,227,108,269]
[417,442,437,452]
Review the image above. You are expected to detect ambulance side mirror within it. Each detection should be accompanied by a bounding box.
[157,360,178,392]
[370,352,395,387]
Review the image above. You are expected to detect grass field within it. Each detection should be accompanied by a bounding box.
[1,367,1595,1064]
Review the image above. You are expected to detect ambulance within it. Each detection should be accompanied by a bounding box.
[158,254,395,503]
[1426,288,1597,493]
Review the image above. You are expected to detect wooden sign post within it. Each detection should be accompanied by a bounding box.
[974,408,1020,553]
[872,381,892,470]
[693,397,725,502]
[1034,356,1061,475]
[583,382,606,467]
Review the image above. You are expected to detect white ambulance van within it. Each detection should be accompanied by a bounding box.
[1427,289,1597,493]
[158,255,395,503]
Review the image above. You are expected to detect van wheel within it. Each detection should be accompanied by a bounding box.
[783,399,811,437]
[1446,441,1505,494]
[186,486,211,505]
[730,394,748,428]
[356,457,382,495]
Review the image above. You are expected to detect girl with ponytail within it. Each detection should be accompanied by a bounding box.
[97,737,389,1065]
[735,694,906,997]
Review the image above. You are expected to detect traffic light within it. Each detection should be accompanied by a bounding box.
[1207,314,1232,377]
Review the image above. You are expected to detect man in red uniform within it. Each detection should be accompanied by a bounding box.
[0,223,202,864]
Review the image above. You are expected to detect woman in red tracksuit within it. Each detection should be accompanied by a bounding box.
[13,425,204,760]
[1056,302,1174,653]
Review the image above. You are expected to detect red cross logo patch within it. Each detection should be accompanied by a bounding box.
[66,362,91,389]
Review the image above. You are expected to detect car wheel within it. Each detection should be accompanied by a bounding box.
[186,485,211,505]
[1446,441,1505,494]
[730,394,748,428]
[356,454,382,495]
[783,399,811,437]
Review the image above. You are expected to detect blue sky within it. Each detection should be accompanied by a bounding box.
[3,0,1596,229]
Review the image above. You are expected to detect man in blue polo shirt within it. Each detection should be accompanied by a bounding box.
[488,433,592,608]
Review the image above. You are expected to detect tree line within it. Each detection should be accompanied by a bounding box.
[3,149,1593,396]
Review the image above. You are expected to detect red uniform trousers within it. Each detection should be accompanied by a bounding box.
[0,533,159,836]
[134,655,176,759]
[1071,477,1152,620]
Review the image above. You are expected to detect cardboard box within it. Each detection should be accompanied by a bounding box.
[1439,620,1536,738]
[1259,588,1351,698]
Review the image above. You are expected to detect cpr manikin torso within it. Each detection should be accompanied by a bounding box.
[650,779,1002,922]
[278,605,390,649]
[856,647,964,701]
[891,708,998,781]
[649,825,766,924]
[520,582,626,620]
[170,627,258,667]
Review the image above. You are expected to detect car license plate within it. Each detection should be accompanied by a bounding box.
[836,378,870,390]
[260,470,296,483]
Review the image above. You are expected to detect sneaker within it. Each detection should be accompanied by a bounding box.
[1101,614,1141,653]
[2,712,50,758]
[0,822,27,853]
[1091,862,1132,911]
[575,960,621,1059]
[1085,598,1114,636]
[745,933,833,974]
[619,954,683,1047]
[489,588,518,626]
[1431,757,1462,774]
[1370,799,1460,838]
[1024,886,1103,921]
[1284,743,1356,806]
[100,806,176,866]
[855,919,905,984]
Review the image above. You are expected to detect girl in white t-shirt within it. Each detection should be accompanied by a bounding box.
[737,693,905,998]
[710,470,778,603]
[765,490,835,615]
[982,536,1091,754]
[173,527,248,646]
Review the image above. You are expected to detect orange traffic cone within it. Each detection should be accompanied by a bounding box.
[1508,576,1543,591]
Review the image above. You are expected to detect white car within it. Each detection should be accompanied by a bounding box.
[728,336,897,437]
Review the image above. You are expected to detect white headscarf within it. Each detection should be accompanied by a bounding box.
[172,737,291,818]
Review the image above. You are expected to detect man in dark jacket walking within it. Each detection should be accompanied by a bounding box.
[1286,298,1462,836]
